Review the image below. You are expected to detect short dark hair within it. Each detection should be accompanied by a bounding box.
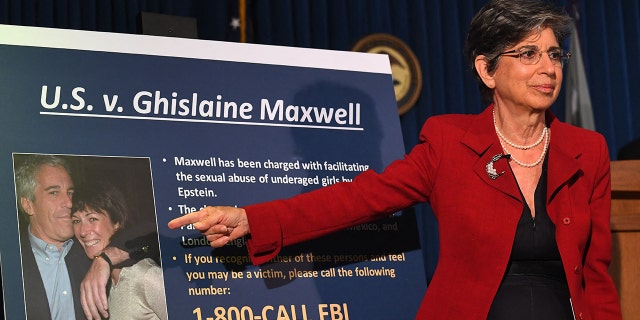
[465,0,572,103]
[71,181,128,229]
[15,154,72,217]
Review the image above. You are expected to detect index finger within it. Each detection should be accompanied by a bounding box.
[168,211,203,229]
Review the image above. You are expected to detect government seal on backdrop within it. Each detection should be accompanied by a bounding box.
[352,34,422,116]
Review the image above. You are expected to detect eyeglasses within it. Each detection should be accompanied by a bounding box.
[497,47,571,67]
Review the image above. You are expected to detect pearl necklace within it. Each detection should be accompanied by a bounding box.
[493,108,550,168]
[493,109,547,150]
[498,126,550,167]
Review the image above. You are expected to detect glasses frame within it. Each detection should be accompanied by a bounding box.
[497,47,572,67]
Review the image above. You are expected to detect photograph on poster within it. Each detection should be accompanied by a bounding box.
[13,153,165,319]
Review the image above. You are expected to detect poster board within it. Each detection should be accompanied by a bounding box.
[0,24,426,319]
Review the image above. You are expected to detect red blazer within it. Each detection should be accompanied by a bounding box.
[244,106,621,320]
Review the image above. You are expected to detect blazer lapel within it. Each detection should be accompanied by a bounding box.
[545,112,582,220]
[463,106,522,202]
[547,144,581,202]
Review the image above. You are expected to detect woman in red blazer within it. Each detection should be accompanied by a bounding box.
[169,0,622,319]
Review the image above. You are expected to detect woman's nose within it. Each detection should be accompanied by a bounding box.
[79,223,91,237]
[538,52,558,74]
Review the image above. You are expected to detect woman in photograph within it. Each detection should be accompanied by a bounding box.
[71,181,167,320]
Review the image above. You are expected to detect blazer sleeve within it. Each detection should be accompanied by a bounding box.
[244,117,445,265]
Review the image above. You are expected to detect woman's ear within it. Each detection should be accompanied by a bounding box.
[475,55,496,89]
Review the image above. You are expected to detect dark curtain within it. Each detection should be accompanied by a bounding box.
[577,1,640,158]
[1,0,638,287]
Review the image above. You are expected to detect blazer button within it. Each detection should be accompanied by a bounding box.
[574,265,581,274]
[562,217,571,225]
[578,312,584,319]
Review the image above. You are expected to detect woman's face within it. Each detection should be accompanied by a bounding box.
[71,208,119,258]
[491,28,563,112]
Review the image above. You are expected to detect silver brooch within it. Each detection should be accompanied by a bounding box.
[486,153,509,180]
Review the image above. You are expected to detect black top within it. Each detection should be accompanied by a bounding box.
[510,158,561,262]
[487,158,574,320]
